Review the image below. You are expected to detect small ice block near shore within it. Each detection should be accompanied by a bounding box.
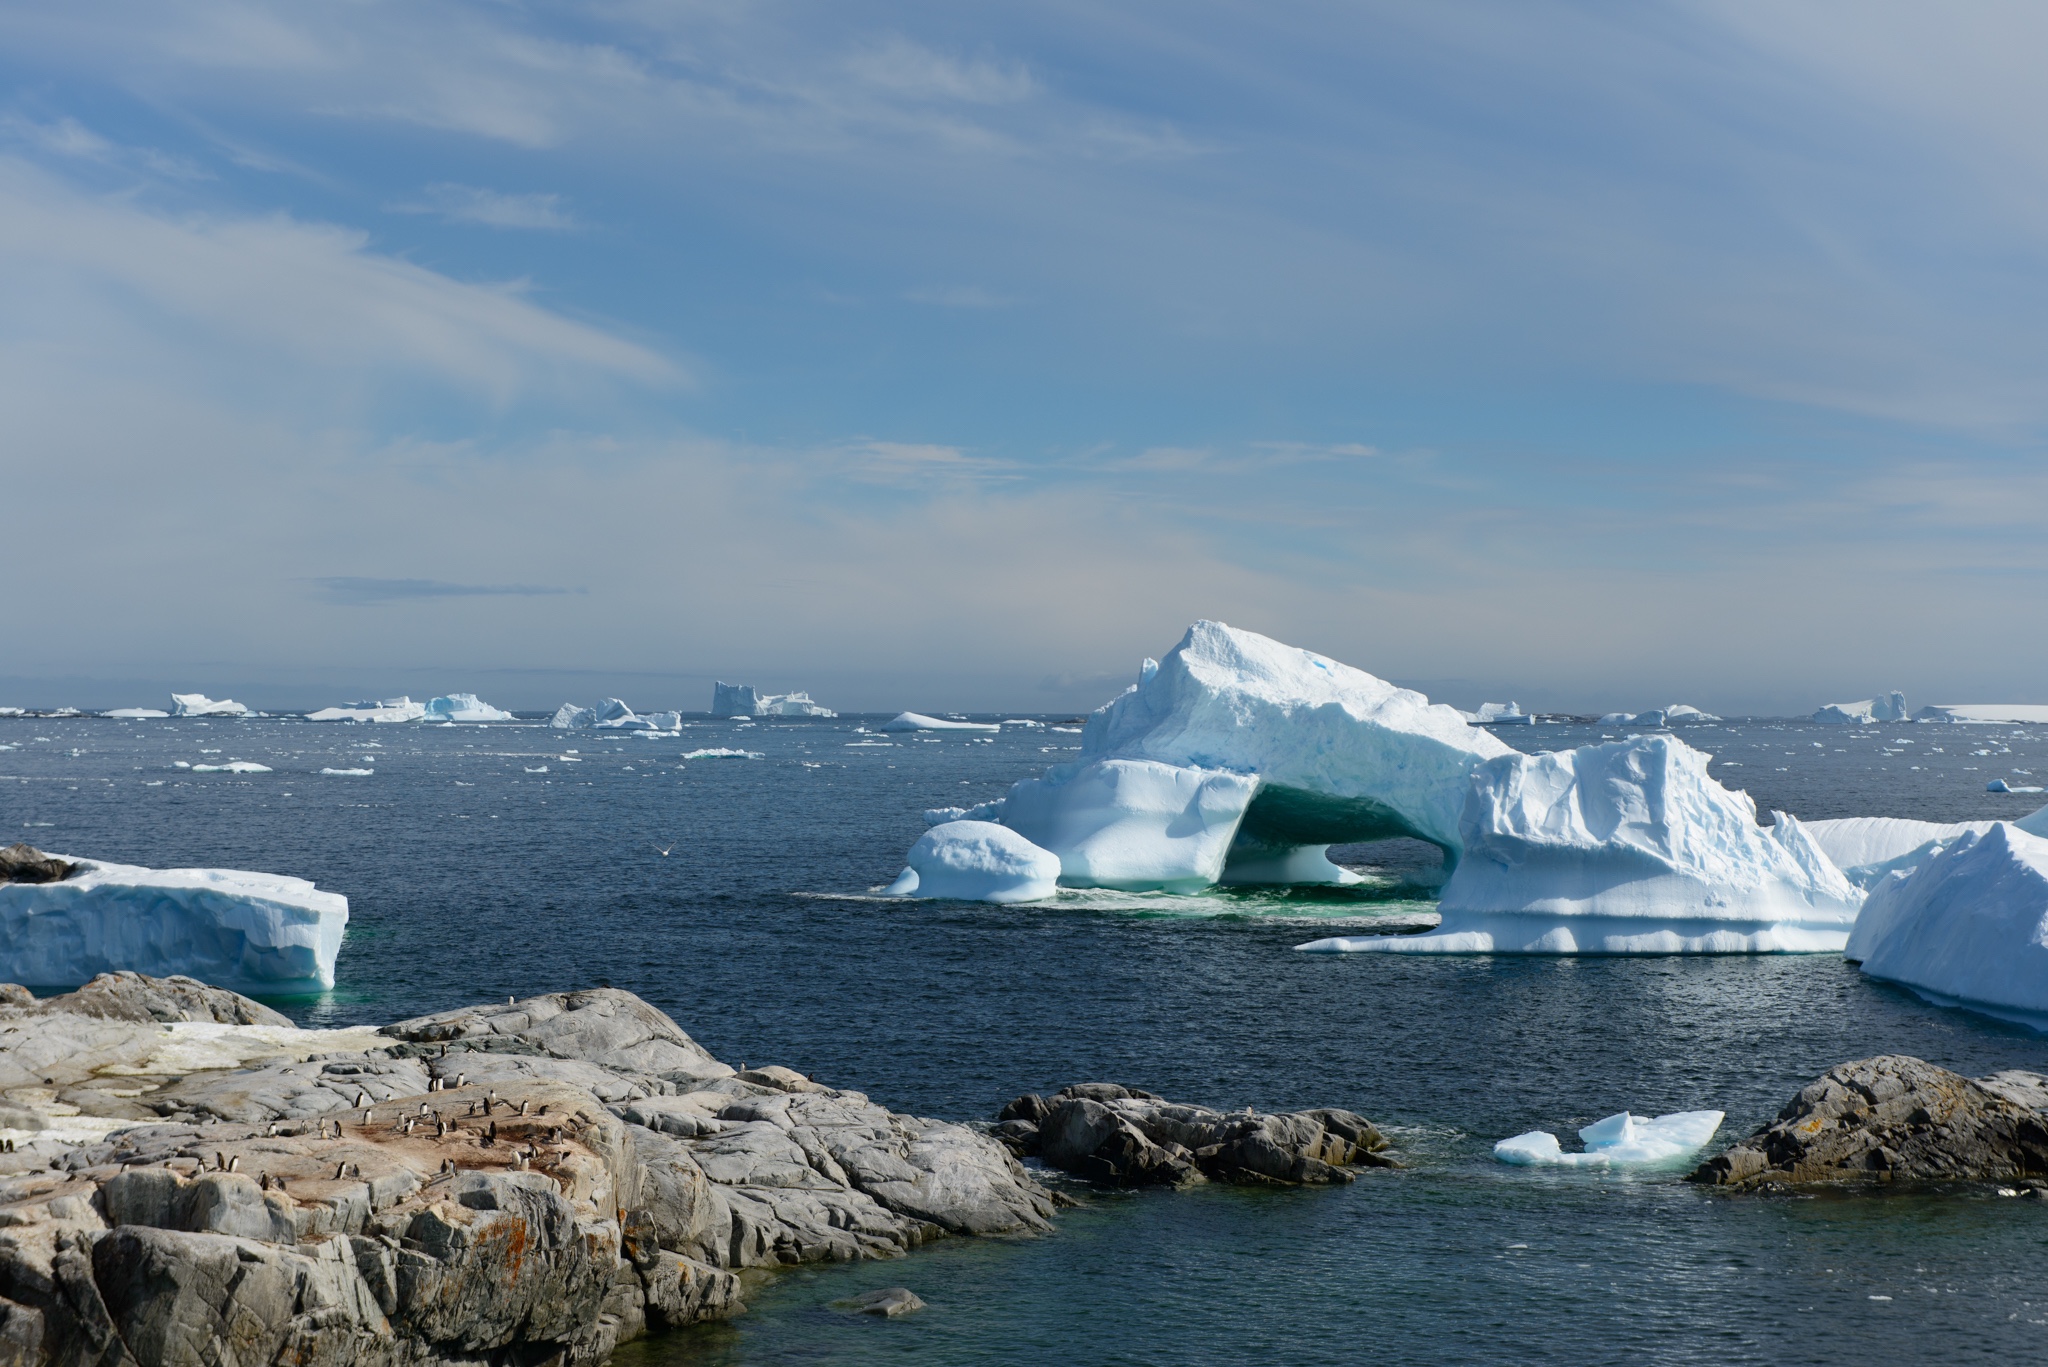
[0,844,347,990]
[1846,822,2048,1028]
[713,682,836,717]
[1495,1109,1725,1168]
[1297,734,1861,954]
[882,821,1061,902]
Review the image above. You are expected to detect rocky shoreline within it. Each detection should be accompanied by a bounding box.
[0,975,1395,1365]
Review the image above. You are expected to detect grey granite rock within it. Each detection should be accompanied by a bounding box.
[999,1084,1394,1187]
[840,1286,924,1317]
[1689,1054,2048,1188]
[0,847,72,886]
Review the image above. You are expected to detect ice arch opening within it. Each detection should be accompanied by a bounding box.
[1218,787,1452,886]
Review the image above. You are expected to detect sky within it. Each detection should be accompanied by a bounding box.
[1,1,2044,716]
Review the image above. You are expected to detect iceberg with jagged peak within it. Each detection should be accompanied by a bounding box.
[305,697,428,723]
[1495,1109,1724,1169]
[169,693,249,718]
[422,693,515,722]
[712,682,836,718]
[1813,691,1907,725]
[1472,702,1533,725]
[1298,734,1862,954]
[0,846,347,990]
[549,699,678,731]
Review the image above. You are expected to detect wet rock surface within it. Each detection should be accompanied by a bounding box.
[995,1083,1394,1187]
[0,977,1055,1364]
[0,845,73,886]
[1689,1054,2048,1188]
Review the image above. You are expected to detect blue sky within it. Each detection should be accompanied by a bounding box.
[1,1,2044,714]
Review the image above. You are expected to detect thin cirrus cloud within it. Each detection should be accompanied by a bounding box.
[388,183,581,230]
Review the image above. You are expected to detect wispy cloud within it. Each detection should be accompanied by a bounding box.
[390,183,580,230]
[833,440,1018,487]
[305,577,585,605]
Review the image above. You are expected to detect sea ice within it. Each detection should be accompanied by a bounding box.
[880,712,1001,732]
[712,682,837,717]
[1989,779,2047,794]
[1812,691,1908,725]
[1494,1109,1725,1168]
[305,697,428,723]
[169,693,248,718]
[191,761,272,774]
[1846,823,2048,1027]
[1298,734,1861,954]
[550,703,595,729]
[681,748,762,760]
[422,693,515,722]
[881,821,1061,903]
[1911,704,2048,724]
[0,853,348,990]
[104,708,170,720]
[319,767,373,776]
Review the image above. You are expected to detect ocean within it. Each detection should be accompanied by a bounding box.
[5,713,2047,1364]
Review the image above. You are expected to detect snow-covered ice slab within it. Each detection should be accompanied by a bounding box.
[1299,735,1861,954]
[104,708,169,720]
[880,712,1000,732]
[423,693,514,722]
[1846,822,2048,1028]
[170,693,248,718]
[1495,1109,1724,1169]
[306,697,427,723]
[1806,815,2000,890]
[713,682,836,717]
[1913,704,2048,724]
[550,703,594,728]
[0,856,348,991]
[1813,691,1907,725]
[882,821,1060,903]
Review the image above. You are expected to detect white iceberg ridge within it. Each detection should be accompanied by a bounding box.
[1913,704,2048,724]
[0,852,347,990]
[1471,702,1533,725]
[1598,704,1720,726]
[423,693,515,722]
[104,708,169,720]
[550,699,679,731]
[712,682,835,718]
[170,693,248,718]
[1812,691,1907,725]
[1299,734,1861,954]
[1494,1109,1725,1168]
[880,712,1000,733]
[883,821,1061,903]
[306,697,427,723]
[1846,821,2048,1028]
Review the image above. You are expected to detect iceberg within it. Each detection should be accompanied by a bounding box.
[880,712,1001,733]
[550,703,595,729]
[1003,759,1262,891]
[1597,712,1635,726]
[1663,704,1720,722]
[712,682,837,718]
[422,693,515,722]
[191,761,271,774]
[1494,1109,1725,1169]
[104,708,170,720]
[169,693,248,718]
[1812,690,1908,724]
[1299,734,1862,954]
[305,697,428,723]
[0,845,347,990]
[1846,823,2048,1027]
[590,698,678,731]
[1911,704,2048,724]
[1804,815,2005,890]
[881,821,1061,903]
[1474,702,1533,725]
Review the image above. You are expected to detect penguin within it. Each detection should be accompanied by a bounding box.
[215,1152,226,1171]
[512,1152,528,1171]
[438,1044,447,1058]
[227,1155,240,1172]
[455,1073,467,1089]
[418,1101,430,1115]
[482,1096,494,1116]
[538,1104,549,1116]
[354,1091,367,1108]
[363,1110,374,1126]
[484,1120,497,1147]
[518,1100,530,1117]
[334,1161,348,1180]
[440,1158,454,1175]
[429,1078,443,1093]
[266,1123,279,1138]
[436,1117,449,1138]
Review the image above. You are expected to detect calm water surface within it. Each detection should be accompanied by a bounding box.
[5,714,2048,1365]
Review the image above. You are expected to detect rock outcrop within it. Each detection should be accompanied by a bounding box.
[0,977,1055,1364]
[1688,1055,2048,1187]
[0,846,72,885]
[993,1083,1394,1186]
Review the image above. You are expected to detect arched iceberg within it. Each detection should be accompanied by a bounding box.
[1298,735,1862,953]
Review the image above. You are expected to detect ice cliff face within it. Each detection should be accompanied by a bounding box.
[169,693,248,718]
[713,682,836,717]
[423,693,514,722]
[550,699,679,730]
[1812,691,1908,724]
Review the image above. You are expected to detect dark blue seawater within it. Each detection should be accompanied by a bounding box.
[5,713,2048,1365]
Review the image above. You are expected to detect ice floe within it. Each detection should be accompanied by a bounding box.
[423,693,514,722]
[306,697,427,723]
[191,761,272,774]
[319,767,373,776]
[882,821,1061,903]
[1298,734,1861,954]
[712,682,836,717]
[1812,691,1908,725]
[0,852,348,990]
[103,708,169,720]
[880,712,1001,733]
[1847,822,2048,1027]
[681,748,762,760]
[1494,1109,1725,1168]
[169,693,248,718]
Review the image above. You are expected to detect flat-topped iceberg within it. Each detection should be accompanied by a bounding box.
[424,693,514,722]
[1813,691,1907,725]
[1472,702,1532,724]
[306,697,427,723]
[1845,823,2048,1027]
[882,821,1061,902]
[1913,704,2048,724]
[712,682,836,718]
[170,693,248,718]
[1299,734,1861,954]
[103,708,170,719]
[0,845,346,990]
[881,712,1001,733]
[1495,1109,1725,1169]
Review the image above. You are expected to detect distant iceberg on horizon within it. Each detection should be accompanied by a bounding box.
[423,693,515,722]
[712,682,835,718]
[170,692,249,718]
[551,699,680,731]
[306,697,428,723]
[1812,691,1908,725]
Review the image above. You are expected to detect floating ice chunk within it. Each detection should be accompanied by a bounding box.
[319,767,373,776]
[1475,702,1531,724]
[1002,759,1260,891]
[1002,719,1046,728]
[642,712,682,731]
[880,712,1001,732]
[1990,779,2047,794]
[1912,704,2048,724]
[711,682,836,717]
[170,693,248,717]
[880,820,1060,903]
[306,697,427,723]
[550,703,595,729]
[191,761,272,773]
[0,708,23,717]
[104,708,170,719]
[1846,823,2048,1027]
[923,800,1004,826]
[0,852,348,990]
[1662,704,1720,722]
[1805,815,1998,889]
[422,693,515,722]
[1598,712,1635,725]
[1813,691,1907,725]
[1494,1109,1725,1168]
[1301,734,1862,954]
[681,748,762,759]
